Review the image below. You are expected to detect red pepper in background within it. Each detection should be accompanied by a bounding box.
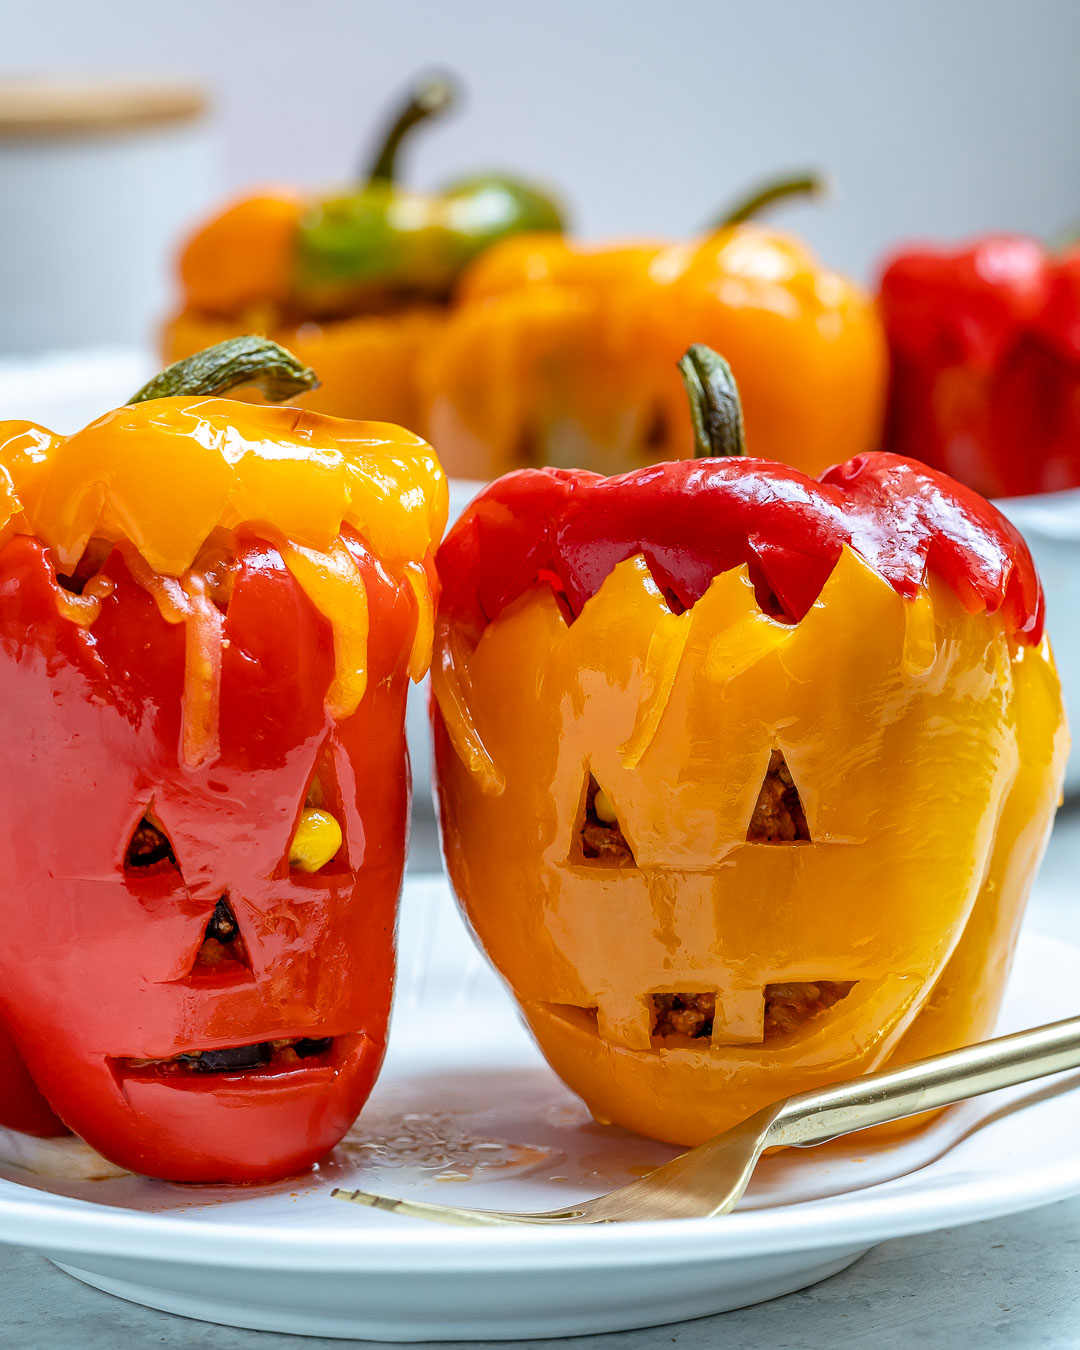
[879,235,1080,499]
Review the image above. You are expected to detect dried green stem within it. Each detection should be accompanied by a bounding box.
[678,344,746,458]
[129,337,319,405]
[362,72,459,186]
[712,171,826,229]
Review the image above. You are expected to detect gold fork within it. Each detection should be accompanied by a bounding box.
[334,1013,1080,1226]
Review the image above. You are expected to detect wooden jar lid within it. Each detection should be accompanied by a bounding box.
[0,77,208,138]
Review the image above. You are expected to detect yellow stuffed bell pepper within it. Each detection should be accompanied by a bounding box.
[164,73,565,430]
[421,175,886,480]
[432,345,1066,1147]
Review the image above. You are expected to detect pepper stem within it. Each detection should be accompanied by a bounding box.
[712,171,826,230]
[362,72,459,186]
[678,344,746,458]
[128,337,320,405]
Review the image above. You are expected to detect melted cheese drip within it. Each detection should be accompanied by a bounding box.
[120,546,223,768]
[0,400,447,578]
[180,572,225,768]
[53,574,116,628]
[403,561,436,683]
[430,618,506,796]
[0,402,446,767]
[282,541,370,720]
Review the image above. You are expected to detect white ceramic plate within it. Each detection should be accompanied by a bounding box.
[2,874,1080,1342]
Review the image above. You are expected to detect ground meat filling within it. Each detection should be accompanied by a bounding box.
[123,1037,333,1075]
[580,775,635,865]
[651,981,855,1042]
[651,993,715,1039]
[747,750,810,842]
[762,981,856,1037]
[125,817,176,868]
[194,897,249,970]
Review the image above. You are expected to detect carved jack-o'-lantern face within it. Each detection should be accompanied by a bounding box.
[0,529,416,1180]
[433,457,1066,1146]
[0,382,445,1182]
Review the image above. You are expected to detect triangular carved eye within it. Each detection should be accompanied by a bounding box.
[287,756,347,876]
[125,813,178,870]
[193,896,250,972]
[577,773,636,866]
[747,750,810,843]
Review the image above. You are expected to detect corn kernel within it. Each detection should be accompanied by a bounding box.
[593,787,618,825]
[289,807,342,872]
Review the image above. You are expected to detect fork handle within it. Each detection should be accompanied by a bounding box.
[767,1012,1080,1148]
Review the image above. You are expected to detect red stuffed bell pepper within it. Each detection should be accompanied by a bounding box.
[432,346,1065,1146]
[0,339,446,1182]
[880,234,1080,498]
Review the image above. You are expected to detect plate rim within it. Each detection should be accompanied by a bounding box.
[2,927,1079,1272]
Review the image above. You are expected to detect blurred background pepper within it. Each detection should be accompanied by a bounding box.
[878,235,1080,499]
[164,72,566,429]
[422,175,885,478]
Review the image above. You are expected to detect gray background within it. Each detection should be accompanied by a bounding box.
[3,0,1080,281]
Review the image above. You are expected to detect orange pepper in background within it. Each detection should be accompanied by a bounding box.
[432,348,1066,1147]
[163,74,565,435]
[422,176,887,480]
[176,192,303,318]
[166,193,441,428]
[166,302,446,427]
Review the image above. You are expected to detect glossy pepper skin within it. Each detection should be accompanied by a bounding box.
[0,349,446,1182]
[163,74,565,431]
[879,235,1080,498]
[433,427,1065,1146]
[421,217,885,480]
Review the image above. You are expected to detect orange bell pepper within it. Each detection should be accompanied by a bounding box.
[422,176,887,479]
[432,346,1065,1147]
[163,74,564,433]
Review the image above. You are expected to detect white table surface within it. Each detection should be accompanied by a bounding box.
[4,801,1080,1349]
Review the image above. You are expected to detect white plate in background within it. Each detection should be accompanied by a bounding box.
[1,875,1079,1342]
[0,347,154,429]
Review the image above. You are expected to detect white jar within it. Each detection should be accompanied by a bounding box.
[0,77,216,355]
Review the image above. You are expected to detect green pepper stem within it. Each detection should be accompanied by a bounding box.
[678,344,746,458]
[129,337,319,405]
[362,72,459,186]
[711,171,826,230]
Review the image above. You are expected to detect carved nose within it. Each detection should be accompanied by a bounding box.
[190,895,250,974]
[205,897,239,944]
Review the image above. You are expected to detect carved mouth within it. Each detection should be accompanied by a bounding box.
[116,1035,341,1079]
[650,983,856,1043]
[539,980,857,1052]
